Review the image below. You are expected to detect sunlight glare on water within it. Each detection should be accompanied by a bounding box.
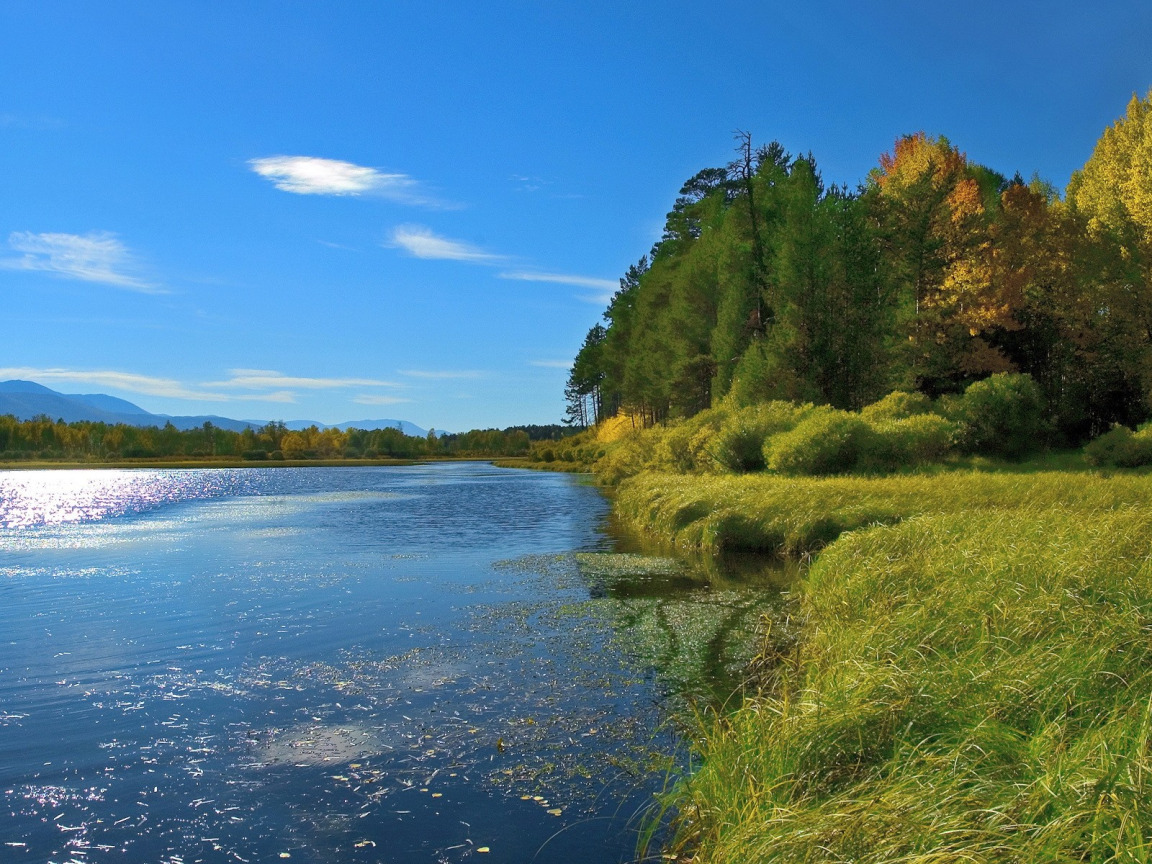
[0,468,263,529]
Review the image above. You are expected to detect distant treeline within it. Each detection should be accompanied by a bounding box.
[0,415,575,462]
[566,92,1152,445]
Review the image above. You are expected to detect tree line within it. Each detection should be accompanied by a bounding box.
[567,92,1152,445]
[0,415,573,461]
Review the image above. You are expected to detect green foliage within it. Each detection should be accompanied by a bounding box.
[859,389,935,421]
[1083,423,1152,467]
[711,401,812,472]
[947,372,1047,458]
[594,427,666,485]
[764,409,869,476]
[660,477,1152,863]
[614,470,1147,555]
[653,408,732,474]
[0,414,541,463]
[858,414,957,471]
[570,95,1152,446]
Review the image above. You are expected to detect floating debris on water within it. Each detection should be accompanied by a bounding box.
[255,724,389,767]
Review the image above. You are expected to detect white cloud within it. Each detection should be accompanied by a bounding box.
[511,174,549,192]
[209,369,400,390]
[498,270,616,290]
[251,390,298,403]
[529,360,572,369]
[2,231,161,292]
[400,369,483,380]
[0,367,400,405]
[352,394,413,406]
[249,156,443,205]
[389,225,503,263]
[0,367,227,401]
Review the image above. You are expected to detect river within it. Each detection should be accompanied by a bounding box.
[0,463,785,863]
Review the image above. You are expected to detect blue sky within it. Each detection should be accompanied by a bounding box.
[2,2,1151,431]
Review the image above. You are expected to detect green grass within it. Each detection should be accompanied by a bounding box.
[620,469,1152,862]
[614,469,1151,555]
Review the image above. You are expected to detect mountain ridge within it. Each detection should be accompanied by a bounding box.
[0,380,432,436]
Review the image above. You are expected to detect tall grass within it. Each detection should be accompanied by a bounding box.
[615,470,1152,555]
[669,501,1152,862]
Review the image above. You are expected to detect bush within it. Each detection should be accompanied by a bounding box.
[712,402,813,473]
[596,428,664,485]
[860,390,935,421]
[765,410,870,476]
[948,373,1047,458]
[241,449,268,460]
[859,414,957,472]
[1084,425,1152,468]
[654,409,732,473]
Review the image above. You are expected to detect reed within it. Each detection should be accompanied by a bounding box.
[614,470,1152,555]
[668,501,1152,861]
[615,469,1152,861]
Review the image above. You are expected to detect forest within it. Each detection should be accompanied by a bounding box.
[0,415,569,462]
[552,91,1152,863]
[566,91,1152,447]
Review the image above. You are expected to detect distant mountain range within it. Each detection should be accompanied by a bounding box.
[0,380,431,437]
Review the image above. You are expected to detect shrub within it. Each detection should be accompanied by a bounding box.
[765,409,870,476]
[655,408,732,474]
[595,427,665,485]
[712,402,813,473]
[948,373,1047,458]
[242,449,269,460]
[1084,425,1152,468]
[539,448,556,463]
[860,390,935,421]
[859,414,957,472]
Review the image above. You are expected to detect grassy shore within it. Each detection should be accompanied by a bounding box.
[614,467,1152,556]
[613,468,1152,862]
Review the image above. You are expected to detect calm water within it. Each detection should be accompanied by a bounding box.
[0,464,783,863]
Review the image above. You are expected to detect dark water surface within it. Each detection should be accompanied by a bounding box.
[0,464,785,863]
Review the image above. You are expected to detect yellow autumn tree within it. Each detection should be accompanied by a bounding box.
[872,133,1017,384]
[1067,89,1152,243]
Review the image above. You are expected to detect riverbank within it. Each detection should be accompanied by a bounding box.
[614,468,1152,861]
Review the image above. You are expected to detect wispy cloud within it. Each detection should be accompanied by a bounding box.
[314,239,360,251]
[389,225,504,263]
[0,367,227,401]
[2,231,161,292]
[353,394,413,406]
[400,369,483,380]
[498,270,616,291]
[208,369,400,390]
[0,367,391,404]
[250,390,298,403]
[249,155,446,206]
[386,228,617,306]
[511,174,549,192]
[529,360,572,369]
